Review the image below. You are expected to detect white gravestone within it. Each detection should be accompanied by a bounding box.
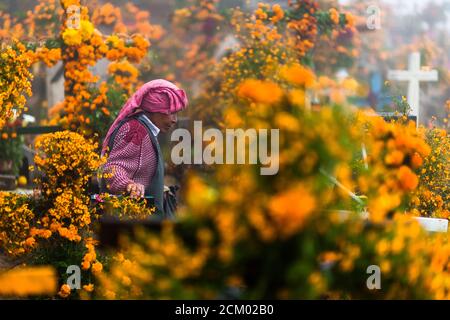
[387,52,438,125]
[415,217,449,233]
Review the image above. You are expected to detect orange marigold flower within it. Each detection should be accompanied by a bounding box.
[255,8,268,20]
[397,165,419,191]
[268,184,316,237]
[329,8,340,25]
[83,284,94,292]
[24,237,36,247]
[271,4,284,23]
[345,12,355,28]
[385,150,404,166]
[91,262,103,274]
[81,260,91,270]
[237,79,283,104]
[58,284,71,298]
[411,152,423,169]
[280,63,316,87]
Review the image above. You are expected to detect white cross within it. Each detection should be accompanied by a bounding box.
[387,52,438,125]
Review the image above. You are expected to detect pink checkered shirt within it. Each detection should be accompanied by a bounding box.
[102,117,158,194]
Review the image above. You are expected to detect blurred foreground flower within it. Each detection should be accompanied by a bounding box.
[0,266,57,297]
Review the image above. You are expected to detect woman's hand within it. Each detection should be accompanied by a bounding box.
[126,182,145,199]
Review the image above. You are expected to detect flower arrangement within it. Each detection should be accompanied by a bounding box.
[28,131,105,298]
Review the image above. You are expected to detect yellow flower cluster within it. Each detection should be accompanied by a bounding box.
[249,3,284,41]
[26,47,62,67]
[62,20,94,46]
[271,4,285,23]
[285,1,318,57]
[96,225,212,299]
[329,8,341,25]
[173,0,223,24]
[27,130,107,298]
[34,131,104,191]
[288,1,359,70]
[96,193,156,220]
[46,191,90,242]
[412,128,449,218]
[326,214,450,299]
[0,42,33,129]
[28,129,158,298]
[60,0,81,9]
[105,34,150,63]
[217,42,295,104]
[0,192,35,256]
[193,77,362,247]
[31,132,104,244]
[81,239,99,270]
[0,11,25,40]
[108,60,139,92]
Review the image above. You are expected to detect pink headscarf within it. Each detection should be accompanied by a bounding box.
[102,79,188,153]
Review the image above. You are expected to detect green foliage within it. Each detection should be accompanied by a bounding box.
[0,132,24,175]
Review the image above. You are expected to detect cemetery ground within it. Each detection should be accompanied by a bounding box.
[0,0,449,300]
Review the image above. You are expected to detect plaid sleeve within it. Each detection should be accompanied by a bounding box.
[102,120,149,194]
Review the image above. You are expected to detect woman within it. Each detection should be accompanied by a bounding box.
[100,79,188,216]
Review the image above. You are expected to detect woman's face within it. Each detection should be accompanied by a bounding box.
[148,112,178,133]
